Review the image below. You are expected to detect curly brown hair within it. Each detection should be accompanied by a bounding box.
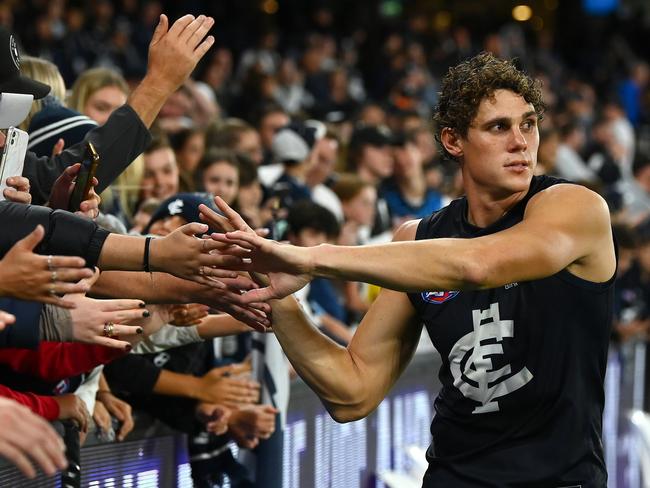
[433,52,545,161]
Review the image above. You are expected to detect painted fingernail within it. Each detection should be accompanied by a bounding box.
[139,302,146,308]
[136,327,144,334]
[125,344,132,352]
[142,310,150,318]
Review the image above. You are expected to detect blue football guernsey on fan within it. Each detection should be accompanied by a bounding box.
[407,175,614,488]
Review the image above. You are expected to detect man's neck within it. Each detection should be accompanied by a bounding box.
[464,181,529,228]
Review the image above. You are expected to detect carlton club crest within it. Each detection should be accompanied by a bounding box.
[449,302,533,414]
[421,290,459,304]
[9,35,19,70]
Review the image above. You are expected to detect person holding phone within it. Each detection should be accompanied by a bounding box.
[0,14,216,206]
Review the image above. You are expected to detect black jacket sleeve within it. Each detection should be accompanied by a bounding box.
[23,104,152,205]
[0,202,109,266]
[0,298,42,349]
[103,354,162,396]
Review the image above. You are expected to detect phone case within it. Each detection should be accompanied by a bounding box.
[0,127,29,201]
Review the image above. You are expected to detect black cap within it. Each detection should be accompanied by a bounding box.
[0,27,50,99]
[349,125,392,149]
[144,193,219,235]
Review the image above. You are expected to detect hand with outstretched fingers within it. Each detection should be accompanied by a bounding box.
[200,197,314,302]
[145,14,215,95]
[149,222,247,289]
[0,225,93,307]
[65,270,150,350]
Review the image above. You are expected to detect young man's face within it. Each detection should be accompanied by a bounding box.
[452,89,539,196]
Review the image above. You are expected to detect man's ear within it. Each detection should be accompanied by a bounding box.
[440,127,463,158]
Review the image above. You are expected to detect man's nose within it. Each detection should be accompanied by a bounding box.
[509,127,528,151]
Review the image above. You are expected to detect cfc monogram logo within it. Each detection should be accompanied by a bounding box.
[448,302,532,414]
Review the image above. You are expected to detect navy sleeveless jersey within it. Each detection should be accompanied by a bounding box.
[407,175,614,488]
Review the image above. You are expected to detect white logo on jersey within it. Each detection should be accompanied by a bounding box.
[448,302,533,414]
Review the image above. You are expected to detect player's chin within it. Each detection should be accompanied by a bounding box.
[502,168,533,190]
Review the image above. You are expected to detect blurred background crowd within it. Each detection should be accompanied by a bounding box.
[1,0,650,486]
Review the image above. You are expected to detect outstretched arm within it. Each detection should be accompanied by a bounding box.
[209,184,616,301]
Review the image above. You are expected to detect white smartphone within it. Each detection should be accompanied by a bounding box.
[0,127,29,201]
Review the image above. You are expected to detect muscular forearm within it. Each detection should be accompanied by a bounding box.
[310,240,477,293]
[269,297,369,422]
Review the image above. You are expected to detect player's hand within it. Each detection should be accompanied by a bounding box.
[3,175,31,204]
[0,225,93,307]
[202,197,314,302]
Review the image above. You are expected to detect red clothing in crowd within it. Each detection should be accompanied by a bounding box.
[0,342,126,419]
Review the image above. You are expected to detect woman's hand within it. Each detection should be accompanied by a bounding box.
[66,270,149,349]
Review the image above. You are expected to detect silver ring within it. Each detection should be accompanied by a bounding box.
[49,285,56,296]
[51,270,57,283]
[47,255,54,271]
[198,266,204,276]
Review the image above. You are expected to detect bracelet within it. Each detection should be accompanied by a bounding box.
[143,236,153,273]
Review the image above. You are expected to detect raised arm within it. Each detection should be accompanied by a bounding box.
[24,14,215,204]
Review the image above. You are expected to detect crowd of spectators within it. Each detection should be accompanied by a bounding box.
[0,0,649,486]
